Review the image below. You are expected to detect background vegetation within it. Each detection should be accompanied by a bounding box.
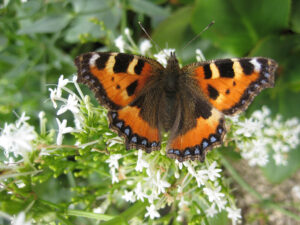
[0,0,300,224]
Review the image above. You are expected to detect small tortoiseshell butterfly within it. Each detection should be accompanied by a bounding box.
[75,52,277,162]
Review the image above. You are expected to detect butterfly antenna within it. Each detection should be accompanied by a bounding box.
[138,21,164,55]
[182,21,215,50]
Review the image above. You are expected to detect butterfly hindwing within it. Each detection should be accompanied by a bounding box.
[108,106,161,152]
[183,57,278,115]
[166,82,226,162]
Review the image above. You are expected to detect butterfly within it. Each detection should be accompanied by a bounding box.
[75,51,277,162]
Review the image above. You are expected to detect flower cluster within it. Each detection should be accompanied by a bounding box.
[229,106,300,167]
[49,75,82,144]
[0,112,36,162]
[105,149,241,223]
[114,28,152,55]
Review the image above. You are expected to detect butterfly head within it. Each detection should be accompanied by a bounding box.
[166,51,180,71]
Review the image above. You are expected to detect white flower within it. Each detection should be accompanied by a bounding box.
[124,28,130,36]
[139,40,152,55]
[134,182,147,202]
[11,212,31,225]
[194,170,208,187]
[110,167,119,184]
[0,113,37,159]
[56,118,74,145]
[93,206,104,214]
[183,161,196,176]
[175,160,183,170]
[215,198,227,211]
[114,35,126,53]
[153,171,171,194]
[154,49,176,67]
[105,154,122,169]
[205,203,218,217]
[49,88,59,108]
[122,190,136,203]
[145,204,160,219]
[135,150,149,172]
[57,75,69,96]
[195,49,206,62]
[206,161,222,181]
[16,112,30,127]
[235,118,261,137]
[93,199,110,214]
[38,111,45,120]
[240,140,269,167]
[226,207,241,225]
[273,152,287,166]
[203,186,225,210]
[57,94,79,115]
[252,106,270,122]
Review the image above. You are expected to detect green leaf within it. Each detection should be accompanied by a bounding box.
[231,0,290,36]
[249,35,300,118]
[261,146,300,184]
[128,0,169,18]
[18,14,71,34]
[101,201,147,225]
[67,209,113,220]
[291,0,300,33]
[152,6,193,50]
[191,0,290,55]
[208,210,229,225]
[64,4,121,43]
[71,0,110,13]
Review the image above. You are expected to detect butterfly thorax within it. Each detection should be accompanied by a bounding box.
[164,53,181,95]
[159,53,182,131]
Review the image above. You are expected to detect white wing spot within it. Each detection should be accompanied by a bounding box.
[89,54,100,67]
[250,58,261,72]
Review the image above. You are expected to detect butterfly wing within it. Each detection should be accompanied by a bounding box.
[75,52,164,152]
[182,57,277,115]
[167,79,226,162]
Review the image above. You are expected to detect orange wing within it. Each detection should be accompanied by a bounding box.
[167,106,226,162]
[75,52,164,152]
[183,57,277,115]
[75,52,164,110]
[108,105,161,152]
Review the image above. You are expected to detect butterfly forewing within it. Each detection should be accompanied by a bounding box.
[75,52,164,153]
[183,57,277,115]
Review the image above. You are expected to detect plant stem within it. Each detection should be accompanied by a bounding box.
[101,201,147,225]
[67,209,113,221]
[221,157,263,201]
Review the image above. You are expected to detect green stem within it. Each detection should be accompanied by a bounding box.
[221,157,300,221]
[264,201,300,221]
[67,209,113,221]
[221,157,263,201]
[101,201,147,225]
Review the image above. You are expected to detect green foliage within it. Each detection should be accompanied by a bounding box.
[1,0,300,224]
